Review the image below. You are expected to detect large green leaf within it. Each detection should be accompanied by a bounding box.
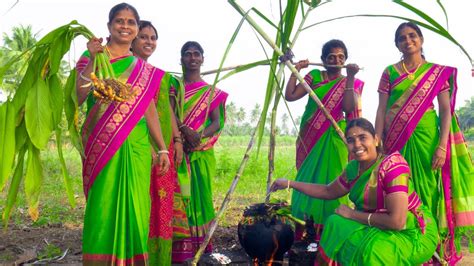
[0,102,16,190]
[48,74,64,128]
[55,128,76,208]
[63,69,83,154]
[24,142,43,221]
[14,119,28,153]
[25,78,53,149]
[2,144,27,227]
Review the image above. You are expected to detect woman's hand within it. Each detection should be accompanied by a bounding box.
[345,63,360,78]
[432,146,447,169]
[270,178,290,192]
[180,125,201,151]
[174,141,184,165]
[154,153,170,176]
[294,59,309,72]
[335,204,354,219]
[86,37,104,60]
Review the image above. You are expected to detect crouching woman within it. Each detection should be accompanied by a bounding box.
[271,118,438,265]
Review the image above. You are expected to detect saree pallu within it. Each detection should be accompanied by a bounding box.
[317,152,439,265]
[380,63,474,263]
[78,53,164,265]
[172,81,228,262]
[148,72,190,266]
[292,69,364,239]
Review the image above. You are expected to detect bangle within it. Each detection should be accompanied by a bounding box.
[287,180,291,190]
[344,87,354,91]
[438,146,447,152]
[174,136,183,143]
[79,72,92,82]
[178,124,186,129]
[157,150,169,155]
[367,213,373,227]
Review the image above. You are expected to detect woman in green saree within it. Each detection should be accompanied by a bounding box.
[271,118,438,265]
[285,39,363,239]
[375,22,474,264]
[76,3,170,265]
[131,20,190,266]
[171,41,228,262]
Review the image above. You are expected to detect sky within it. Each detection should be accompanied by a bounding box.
[1,0,473,127]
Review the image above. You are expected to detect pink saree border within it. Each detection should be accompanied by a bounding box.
[295,78,363,169]
[182,81,228,151]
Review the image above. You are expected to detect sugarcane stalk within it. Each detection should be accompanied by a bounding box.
[191,123,260,265]
[229,0,347,143]
[201,62,362,75]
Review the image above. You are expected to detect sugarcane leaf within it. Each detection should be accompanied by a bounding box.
[48,74,64,128]
[0,102,16,191]
[435,0,449,29]
[63,69,83,154]
[55,128,76,208]
[25,142,43,222]
[217,59,272,82]
[302,13,471,63]
[2,144,27,227]
[25,78,53,149]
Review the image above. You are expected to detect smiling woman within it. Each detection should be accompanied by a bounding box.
[75,3,170,265]
[271,118,439,265]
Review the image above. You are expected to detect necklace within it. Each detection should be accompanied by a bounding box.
[402,61,422,80]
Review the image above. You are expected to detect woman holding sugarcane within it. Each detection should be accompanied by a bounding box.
[284,39,364,240]
[75,3,170,264]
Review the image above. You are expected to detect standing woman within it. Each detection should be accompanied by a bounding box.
[75,3,170,264]
[285,39,363,239]
[131,20,189,266]
[375,21,474,263]
[171,41,228,262]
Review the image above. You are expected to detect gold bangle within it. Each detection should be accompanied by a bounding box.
[438,146,447,152]
[367,213,373,227]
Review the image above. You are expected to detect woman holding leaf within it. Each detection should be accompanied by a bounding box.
[131,20,190,266]
[285,39,363,240]
[374,22,474,263]
[75,3,170,264]
[171,41,228,262]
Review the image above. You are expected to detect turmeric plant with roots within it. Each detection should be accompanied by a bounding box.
[0,20,136,226]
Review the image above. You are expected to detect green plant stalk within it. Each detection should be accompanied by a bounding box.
[192,123,260,265]
[229,0,346,143]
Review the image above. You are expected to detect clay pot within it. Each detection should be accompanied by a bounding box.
[237,203,294,265]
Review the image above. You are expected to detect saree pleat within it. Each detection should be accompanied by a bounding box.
[171,81,227,263]
[291,123,349,227]
[83,119,151,265]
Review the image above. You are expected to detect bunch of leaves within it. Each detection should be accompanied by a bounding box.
[0,20,99,226]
